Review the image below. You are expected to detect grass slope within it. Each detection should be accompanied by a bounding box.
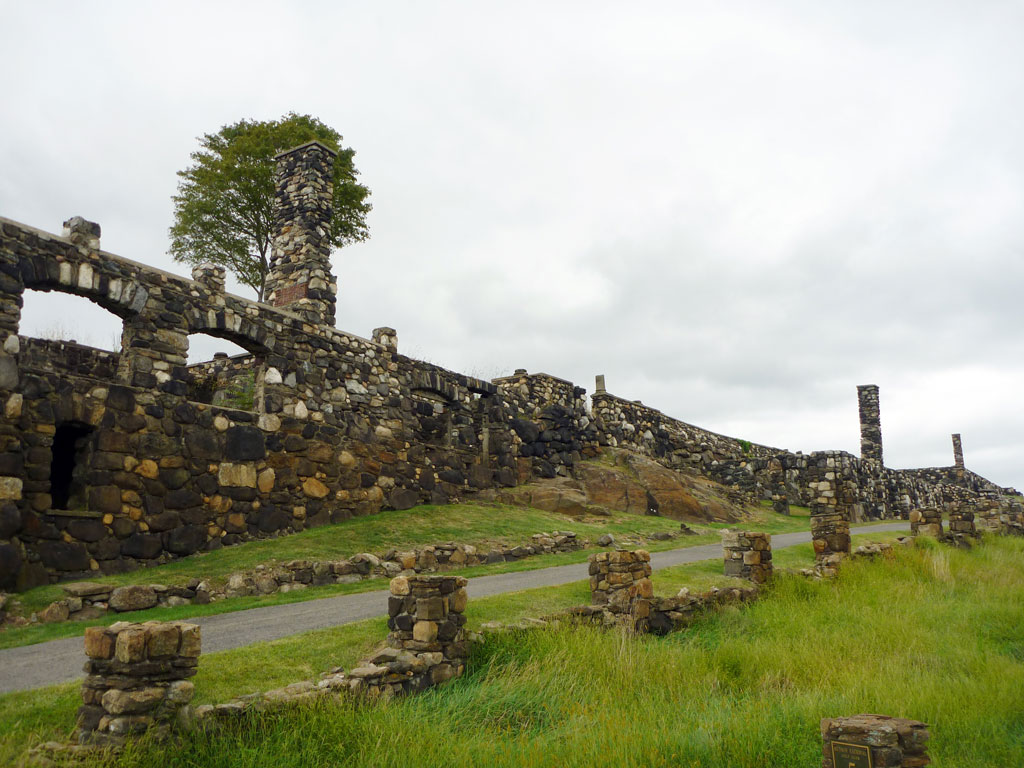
[2,503,812,650]
[4,533,1019,766]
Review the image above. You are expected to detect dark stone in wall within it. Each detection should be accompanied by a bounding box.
[225,426,265,461]
[0,503,21,539]
[88,486,121,515]
[37,540,90,571]
[0,542,22,590]
[165,525,206,555]
[185,430,220,460]
[122,533,163,560]
[67,518,106,542]
[106,386,136,412]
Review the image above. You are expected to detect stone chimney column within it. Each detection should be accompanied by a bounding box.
[952,433,964,469]
[857,384,882,464]
[264,140,338,326]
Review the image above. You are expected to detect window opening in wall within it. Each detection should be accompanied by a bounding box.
[50,422,95,510]
[412,389,452,447]
[186,334,260,411]
[20,290,124,352]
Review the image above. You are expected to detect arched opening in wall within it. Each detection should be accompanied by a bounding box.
[186,333,264,411]
[19,290,125,378]
[412,389,453,447]
[50,422,95,510]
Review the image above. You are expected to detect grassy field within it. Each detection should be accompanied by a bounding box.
[1,503,814,650]
[5,530,1008,767]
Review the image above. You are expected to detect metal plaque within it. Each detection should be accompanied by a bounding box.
[830,740,873,768]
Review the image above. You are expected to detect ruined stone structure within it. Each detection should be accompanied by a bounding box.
[0,141,1017,590]
[721,530,772,583]
[910,508,943,538]
[952,432,964,471]
[821,714,930,768]
[347,574,469,696]
[79,620,200,743]
[587,549,653,630]
[811,504,851,575]
[857,384,883,463]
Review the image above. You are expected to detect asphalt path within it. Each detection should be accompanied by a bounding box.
[0,522,908,694]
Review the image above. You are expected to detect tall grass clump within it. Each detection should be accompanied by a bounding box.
[17,537,1024,767]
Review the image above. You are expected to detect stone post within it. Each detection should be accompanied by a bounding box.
[811,502,851,575]
[371,327,397,353]
[857,385,883,464]
[264,140,338,327]
[951,433,964,470]
[588,549,653,629]
[594,374,606,393]
[909,507,943,538]
[947,501,977,537]
[347,574,469,697]
[721,531,772,583]
[821,714,929,768]
[78,620,200,744]
[191,263,226,294]
[63,216,101,252]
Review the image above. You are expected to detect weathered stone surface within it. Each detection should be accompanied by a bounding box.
[108,585,158,612]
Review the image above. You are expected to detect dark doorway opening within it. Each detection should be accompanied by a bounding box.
[50,422,94,509]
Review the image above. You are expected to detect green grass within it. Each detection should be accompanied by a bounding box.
[2,503,812,650]
[5,532,1015,767]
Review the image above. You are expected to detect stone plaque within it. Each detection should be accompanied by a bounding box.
[830,740,872,768]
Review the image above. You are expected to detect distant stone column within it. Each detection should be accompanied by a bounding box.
[946,501,978,544]
[857,385,883,463]
[264,140,338,327]
[721,531,773,583]
[952,433,964,469]
[821,714,929,768]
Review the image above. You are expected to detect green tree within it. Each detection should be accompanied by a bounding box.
[169,113,371,300]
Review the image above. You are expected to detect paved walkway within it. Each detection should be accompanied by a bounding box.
[0,522,908,694]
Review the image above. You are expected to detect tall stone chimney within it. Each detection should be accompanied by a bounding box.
[857,384,882,464]
[264,140,338,326]
[952,433,964,469]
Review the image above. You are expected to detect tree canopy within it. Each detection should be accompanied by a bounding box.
[169,113,371,300]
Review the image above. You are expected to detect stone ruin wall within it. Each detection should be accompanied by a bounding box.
[0,141,1016,591]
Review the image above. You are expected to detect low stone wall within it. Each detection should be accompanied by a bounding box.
[821,714,930,768]
[19,531,584,626]
[78,620,200,744]
[721,530,772,583]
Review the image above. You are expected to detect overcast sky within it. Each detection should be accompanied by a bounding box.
[2,1,1022,490]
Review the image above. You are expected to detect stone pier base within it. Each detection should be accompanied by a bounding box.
[821,714,930,767]
[721,531,772,583]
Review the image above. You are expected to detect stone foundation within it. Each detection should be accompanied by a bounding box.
[587,549,653,630]
[821,714,930,767]
[78,620,200,744]
[721,530,772,583]
[910,508,943,538]
[346,574,469,697]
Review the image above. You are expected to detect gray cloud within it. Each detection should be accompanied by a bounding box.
[3,0,1022,489]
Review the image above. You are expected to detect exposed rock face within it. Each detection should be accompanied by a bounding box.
[108,585,158,612]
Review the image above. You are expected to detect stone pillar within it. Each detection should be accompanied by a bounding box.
[947,501,977,537]
[722,531,772,583]
[594,374,606,393]
[63,216,101,252]
[191,262,226,294]
[78,621,200,744]
[951,433,964,470]
[348,574,469,697]
[821,714,929,768]
[264,140,338,327]
[857,385,883,464]
[909,507,943,538]
[371,326,397,353]
[588,549,653,629]
[811,502,851,574]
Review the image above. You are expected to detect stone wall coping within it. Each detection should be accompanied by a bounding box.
[272,140,338,160]
[492,371,577,387]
